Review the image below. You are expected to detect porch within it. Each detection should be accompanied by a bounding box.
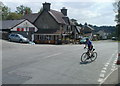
[34,34,63,44]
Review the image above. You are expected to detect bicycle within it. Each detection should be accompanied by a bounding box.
[81,48,97,62]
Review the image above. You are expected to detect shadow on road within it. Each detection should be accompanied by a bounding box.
[80,61,93,64]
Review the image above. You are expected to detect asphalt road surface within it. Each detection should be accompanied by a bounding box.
[2,40,118,85]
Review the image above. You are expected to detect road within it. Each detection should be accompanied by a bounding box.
[2,40,118,85]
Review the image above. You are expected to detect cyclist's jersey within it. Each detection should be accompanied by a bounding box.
[86,40,92,47]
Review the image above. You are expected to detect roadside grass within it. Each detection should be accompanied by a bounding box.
[111,40,120,42]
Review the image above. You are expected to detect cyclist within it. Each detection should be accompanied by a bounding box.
[84,38,94,58]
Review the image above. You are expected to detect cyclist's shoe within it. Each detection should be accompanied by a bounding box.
[86,52,89,55]
[91,54,94,57]
[86,57,90,59]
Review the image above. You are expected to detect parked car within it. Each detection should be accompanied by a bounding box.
[112,37,117,40]
[8,33,29,43]
[79,37,88,44]
[29,41,35,45]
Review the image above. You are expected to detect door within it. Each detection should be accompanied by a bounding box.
[14,34,20,42]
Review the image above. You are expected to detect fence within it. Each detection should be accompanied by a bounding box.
[0,31,9,40]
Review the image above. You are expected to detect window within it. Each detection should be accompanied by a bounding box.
[17,28,20,31]
[21,28,24,31]
[17,28,25,31]
[15,35,19,38]
[29,27,35,32]
[11,34,15,37]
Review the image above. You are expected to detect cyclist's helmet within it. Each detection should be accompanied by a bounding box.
[86,38,89,41]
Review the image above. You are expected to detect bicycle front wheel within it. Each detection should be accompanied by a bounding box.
[90,52,97,61]
[81,53,88,62]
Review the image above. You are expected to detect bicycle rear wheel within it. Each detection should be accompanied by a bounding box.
[81,53,88,62]
[90,52,97,61]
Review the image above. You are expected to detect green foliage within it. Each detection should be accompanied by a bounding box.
[114,1,120,40]
[6,12,22,20]
[16,5,32,15]
[71,19,79,26]
[91,25,115,33]
[1,5,32,20]
[2,6,10,20]
[116,24,120,40]
[0,6,2,20]
[38,7,43,13]
[114,1,120,24]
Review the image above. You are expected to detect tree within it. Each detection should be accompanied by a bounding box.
[16,5,32,15]
[88,24,93,27]
[84,22,87,26]
[6,12,22,20]
[0,1,4,20]
[79,23,83,27]
[2,6,10,20]
[114,1,120,24]
[24,7,32,14]
[114,1,120,40]
[71,19,79,26]
[38,7,43,13]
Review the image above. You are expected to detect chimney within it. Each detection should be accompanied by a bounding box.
[61,7,67,16]
[43,2,51,11]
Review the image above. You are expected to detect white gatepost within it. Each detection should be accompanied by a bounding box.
[32,34,34,41]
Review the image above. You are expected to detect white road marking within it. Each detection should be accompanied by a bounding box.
[114,61,117,64]
[102,67,107,70]
[106,63,109,65]
[98,78,104,83]
[98,50,118,84]
[111,68,115,71]
[112,64,116,66]
[99,68,118,85]
[100,74,105,78]
[104,64,109,67]
[101,70,106,73]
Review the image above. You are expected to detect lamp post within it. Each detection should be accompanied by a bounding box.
[68,25,71,44]
[60,25,63,44]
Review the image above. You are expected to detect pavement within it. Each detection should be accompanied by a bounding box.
[100,67,119,86]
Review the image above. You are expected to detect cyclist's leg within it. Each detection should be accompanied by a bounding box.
[90,46,94,57]
[87,47,91,58]
[89,46,93,57]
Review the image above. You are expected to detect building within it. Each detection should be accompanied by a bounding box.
[80,24,94,40]
[1,19,38,40]
[22,2,79,44]
[97,30,108,40]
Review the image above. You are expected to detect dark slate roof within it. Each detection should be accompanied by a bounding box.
[69,20,75,26]
[76,26,81,33]
[82,25,94,32]
[49,10,66,24]
[22,10,69,24]
[1,19,25,30]
[22,13,40,23]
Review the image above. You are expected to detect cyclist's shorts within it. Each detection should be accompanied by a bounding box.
[88,45,93,51]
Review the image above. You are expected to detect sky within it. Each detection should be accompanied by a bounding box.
[1,0,117,26]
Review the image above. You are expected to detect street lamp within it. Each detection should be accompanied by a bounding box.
[68,25,71,43]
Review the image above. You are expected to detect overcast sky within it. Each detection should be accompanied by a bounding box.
[1,0,117,26]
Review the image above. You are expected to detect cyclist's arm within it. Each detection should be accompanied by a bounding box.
[84,42,87,48]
